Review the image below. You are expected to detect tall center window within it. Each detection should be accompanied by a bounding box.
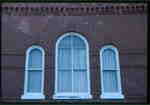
[54,32,92,99]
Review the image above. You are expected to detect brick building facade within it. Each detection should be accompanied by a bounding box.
[1,3,147,104]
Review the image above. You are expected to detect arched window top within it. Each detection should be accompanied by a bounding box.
[100,45,119,55]
[54,32,91,99]
[102,49,116,68]
[100,45,119,69]
[56,32,89,49]
[26,45,45,68]
[26,45,45,55]
[28,49,42,68]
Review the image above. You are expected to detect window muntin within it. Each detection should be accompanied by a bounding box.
[54,32,91,99]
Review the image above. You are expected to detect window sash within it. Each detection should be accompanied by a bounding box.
[27,71,42,93]
[103,70,119,92]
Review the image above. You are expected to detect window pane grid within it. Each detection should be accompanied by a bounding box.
[57,35,88,94]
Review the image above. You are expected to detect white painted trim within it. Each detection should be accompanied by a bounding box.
[101,93,124,99]
[100,45,124,99]
[21,93,45,99]
[54,32,92,99]
[53,93,92,99]
[21,45,45,99]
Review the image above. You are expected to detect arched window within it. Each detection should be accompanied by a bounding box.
[21,46,45,99]
[54,32,92,99]
[100,45,124,99]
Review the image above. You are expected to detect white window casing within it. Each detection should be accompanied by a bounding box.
[100,45,124,99]
[21,45,45,99]
[54,32,92,99]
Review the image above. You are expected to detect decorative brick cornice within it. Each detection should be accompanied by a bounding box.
[2,3,147,16]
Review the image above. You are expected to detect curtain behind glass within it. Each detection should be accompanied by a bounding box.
[58,48,72,69]
[103,71,118,92]
[58,36,72,92]
[58,48,72,92]
[27,71,42,92]
[72,36,85,49]
[73,71,88,92]
[73,46,88,93]
[73,48,86,69]
[28,49,42,68]
[103,49,116,69]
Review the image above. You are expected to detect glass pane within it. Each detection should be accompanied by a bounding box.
[27,71,42,92]
[103,49,116,70]
[73,70,88,92]
[28,49,42,68]
[73,48,86,70]
[58,70,72,92]
[58,48,72,69]
[72,35,85,48]
[58,36,72,48]
[103,71,118,92]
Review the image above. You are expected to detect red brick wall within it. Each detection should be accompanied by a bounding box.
[1,3,147,103]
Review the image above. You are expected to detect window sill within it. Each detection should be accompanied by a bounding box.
[53,93,92,99]
[101,93,124,99]
[21,93,45,99]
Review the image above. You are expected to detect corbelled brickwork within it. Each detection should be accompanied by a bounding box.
[2,3,147,16]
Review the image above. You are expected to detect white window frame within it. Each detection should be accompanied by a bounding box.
[21,45,45,99]
[100,45,124,99]
[53,32,92,99]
